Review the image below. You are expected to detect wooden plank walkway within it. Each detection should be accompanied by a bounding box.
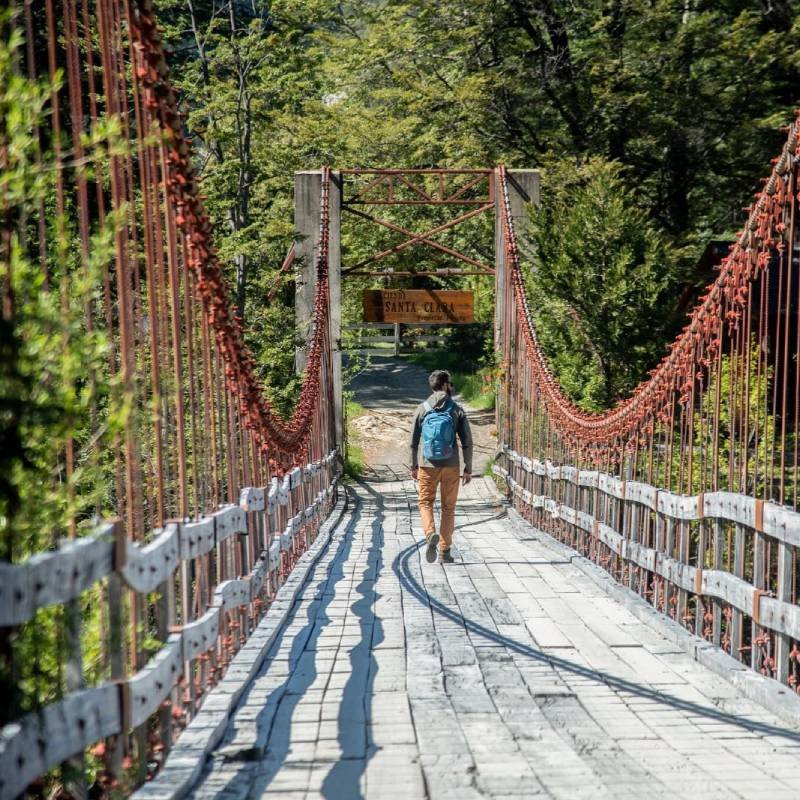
[186,477,800,800]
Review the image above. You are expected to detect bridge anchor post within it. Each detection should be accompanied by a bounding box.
[494,168,539,446]
[295,169,343,453]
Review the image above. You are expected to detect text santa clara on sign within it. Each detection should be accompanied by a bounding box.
[363,289,474,324]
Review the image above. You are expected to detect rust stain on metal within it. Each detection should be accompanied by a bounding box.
[755,498,765,532]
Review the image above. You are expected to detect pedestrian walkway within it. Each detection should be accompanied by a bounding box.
[189,477,800,799]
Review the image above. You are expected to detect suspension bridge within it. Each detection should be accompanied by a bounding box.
[1,1,800,798]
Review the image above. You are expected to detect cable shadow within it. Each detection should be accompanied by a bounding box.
[451,513,505,532]
[197,495,363,799]
[392,539,800,742]
[321,485,385,799]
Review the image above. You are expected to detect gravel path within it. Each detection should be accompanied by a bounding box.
[346,356,495,479]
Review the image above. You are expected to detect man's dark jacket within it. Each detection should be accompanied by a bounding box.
[409,390,473,473]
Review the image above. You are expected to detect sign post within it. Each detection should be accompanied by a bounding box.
[363,289,474,324]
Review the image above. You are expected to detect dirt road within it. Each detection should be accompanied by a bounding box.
[346,356,496,479]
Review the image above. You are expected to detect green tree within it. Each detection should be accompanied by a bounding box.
[156,0,800,409]
[0,15,124,744]
[526,158,685,409]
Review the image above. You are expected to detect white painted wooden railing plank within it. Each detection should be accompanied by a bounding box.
[0,522,116,626]
[182,608,221,663]
[0,684,121,800]
[122,524,180,594]
[127,634,184,729]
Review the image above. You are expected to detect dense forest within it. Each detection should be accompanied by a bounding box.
[156,0,800,410]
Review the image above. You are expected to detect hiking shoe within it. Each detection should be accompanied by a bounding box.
[439,548,455,564]
[425,533,440,563]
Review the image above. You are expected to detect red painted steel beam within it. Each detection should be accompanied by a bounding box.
[342,203,494,273]
[344,199,489,206]
[346,269,494,277]
[341,169,493,205]
[340,168,493,174]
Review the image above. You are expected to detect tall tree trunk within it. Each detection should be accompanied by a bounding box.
[186,0,224,164]
[606,0,627,162]
[665,0,695,235]
[509,0,591,152]
[228,1,253,321]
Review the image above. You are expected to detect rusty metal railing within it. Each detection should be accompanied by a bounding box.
[495,124,800,692]
[0,1,338,795]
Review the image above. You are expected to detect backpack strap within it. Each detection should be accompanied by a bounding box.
[439,398,456,418]
[423,399,458,417]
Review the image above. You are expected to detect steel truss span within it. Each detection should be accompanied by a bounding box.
[341,168,496,275]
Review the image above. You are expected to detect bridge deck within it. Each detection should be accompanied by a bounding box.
[188,477,800,800]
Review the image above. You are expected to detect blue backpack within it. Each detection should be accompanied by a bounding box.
[421,400,457,461]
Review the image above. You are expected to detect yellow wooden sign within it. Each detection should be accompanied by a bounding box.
[363,289,474,324]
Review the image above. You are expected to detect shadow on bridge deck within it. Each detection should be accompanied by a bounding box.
[391,523,800,744]
[187,479,800,800]
[191,485,387,799]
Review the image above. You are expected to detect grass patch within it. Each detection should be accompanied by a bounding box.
[343,397,368,478]
[346,397,367,418]
[405,349,495,410]
[343,440,366,479]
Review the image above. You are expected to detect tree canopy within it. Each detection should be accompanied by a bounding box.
[156,0,800,409]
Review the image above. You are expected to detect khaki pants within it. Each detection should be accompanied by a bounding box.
[418,466,460,551]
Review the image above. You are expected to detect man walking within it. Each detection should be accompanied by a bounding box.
[410,369,473,564]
